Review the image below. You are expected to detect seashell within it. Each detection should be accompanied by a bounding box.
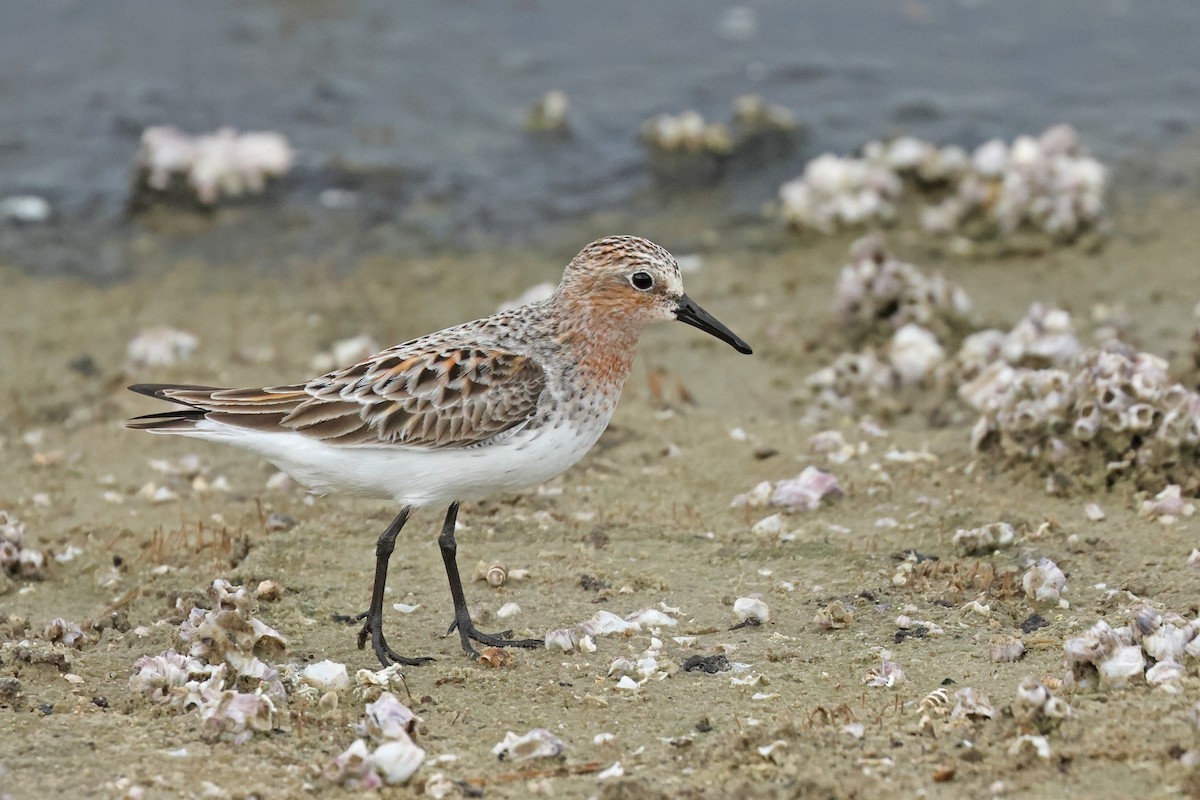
[255,579,282,601]
[919,687,952,715]
[1140,484,1196,521]
[625,608,679,628]
[888,324,945,386]
[424,772,456,800]
[491,728,565,762]
[769,466,843,512]
[43,618,86,649]
[324,738,382,789]
[359,692,418,741]
[199,689,276,744]
[814,601,853,630]
[731,480,774,508]
[1145,660,1185,693]
[733,597,770,625]
[1008,734,1051,761]
[370,733,426,785]
[989,634,1026,663]
[478,647,510,668]
[953,522,1015,555]
[1084,503,1105,521]
[1022,558,1066,604]
[1097,645,1144,688]
[544,628,579,653]
[496,602,521,619]
[949,687,993,721]
[580,610,640,637]
[751,513,786,536]
[1188,549,1200,570]
[864,661,905,688]
[301,660,349,692]
[1015,677,1048,710]
[473,561,509,588]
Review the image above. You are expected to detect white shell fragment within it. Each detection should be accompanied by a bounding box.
[1140,484,1197,524]
[864,661,905,688]
[1022,558,1066,604]
[953,523,1014,555]
[301,660,349,692]
[491,728,565,762]
[733,597,771,625]
[580,610,640,637]
[359,692,418,741]
[988,634,1026,663]
[372,736,426,785]
[950,687,994,721]
[770,467,843,512]
[544,628,579,653]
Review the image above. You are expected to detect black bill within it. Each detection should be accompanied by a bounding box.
[674,293,753,354]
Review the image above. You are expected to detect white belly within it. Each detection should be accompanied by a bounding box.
[183,418,607,507]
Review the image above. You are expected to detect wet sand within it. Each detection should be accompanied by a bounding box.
[2,192,1200,798]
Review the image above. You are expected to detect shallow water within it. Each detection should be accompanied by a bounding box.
[3,0,1200,275]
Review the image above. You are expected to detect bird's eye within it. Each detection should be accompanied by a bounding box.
[629,271,654,291]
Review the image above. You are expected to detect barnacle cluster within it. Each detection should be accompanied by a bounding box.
[642,96,800,188]
[834,233,973,347]
[1064,605,1200,693]
[129,579,287,743]
[133,125,293,207]
[920,125,1108,240]
[778,124,1108,244]
[325,693,425,788]
[965,343,1200,491]
[0,511,47,581]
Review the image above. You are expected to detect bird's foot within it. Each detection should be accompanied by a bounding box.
[446,612,542,659]
[347,609,434,668]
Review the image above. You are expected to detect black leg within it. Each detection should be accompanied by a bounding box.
[353,507,433,668]
[438,502,542,658]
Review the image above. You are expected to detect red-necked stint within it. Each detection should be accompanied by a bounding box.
[128,235,752,666]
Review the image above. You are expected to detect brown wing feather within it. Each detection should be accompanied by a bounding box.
[134,346,546,449]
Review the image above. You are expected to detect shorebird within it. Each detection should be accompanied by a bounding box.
[128,235,752,666]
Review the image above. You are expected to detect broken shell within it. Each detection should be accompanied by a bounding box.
[580,610,639,637]
[324,739,382,790]
[989,634,1026,663]
[733,597,770,625]
[1015,677,1048,710]
[1146,660,1185,693]
[1008,734,1051,761]
[43,618,86,649]
[544,628,579,653]
[254,580,282,601]
[491,728,565,761]
[952,522,1014,555]
[496,602,521,619]
[1097,645,1145,688]
[864,661,905,688]
[478,647,510,668]
[950,687,994,721]
[1022,557,1066,604]
[358,692,418,741]
[301,660,349,692]
[814,600,854,630]
[372,734,425,785]
[919,687,952,715]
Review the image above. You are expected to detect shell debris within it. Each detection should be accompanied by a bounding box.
[491,728,565,762]
[125,326,199,368]
[0,511,48,581]
[953,522,1015,555]
[1023,558,1067,605]
[326,692,424,788]
[134,125,292,206]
